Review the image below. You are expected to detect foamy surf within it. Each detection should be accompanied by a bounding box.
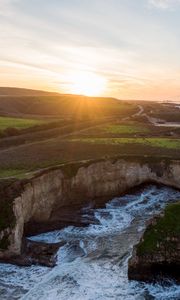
[0,185,180,300]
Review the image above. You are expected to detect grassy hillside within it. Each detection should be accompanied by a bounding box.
[0,87,59,97]
[0,88,136,119]
[0,88,179,179]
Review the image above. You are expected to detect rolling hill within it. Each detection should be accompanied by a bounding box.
[0,87,134,119]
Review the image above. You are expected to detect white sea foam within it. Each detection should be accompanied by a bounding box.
[0,185,180,300]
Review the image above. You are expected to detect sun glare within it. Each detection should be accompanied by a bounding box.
[68,71,107,96]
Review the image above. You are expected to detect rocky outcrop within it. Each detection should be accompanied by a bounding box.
[128,202,180,282]
[0,239,64,267]
[0,157,180,263]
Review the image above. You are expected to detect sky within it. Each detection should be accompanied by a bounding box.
[0,0,180,100]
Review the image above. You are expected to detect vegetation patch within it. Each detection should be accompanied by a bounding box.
[103,124,149,134]
[0,180,17,232]
[0,169,28,179]
[69,138,180,150]
[0,179,26,250]
[0,116,45,131]
[137,202,180,256]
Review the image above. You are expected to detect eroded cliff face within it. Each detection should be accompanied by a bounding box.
[0,158,180,259]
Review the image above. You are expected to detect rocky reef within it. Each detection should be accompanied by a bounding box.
[128,202,180,282]
[0,156,180,265]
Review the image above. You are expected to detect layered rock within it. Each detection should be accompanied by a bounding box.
[128,202,180,282]
[0,157,180,262]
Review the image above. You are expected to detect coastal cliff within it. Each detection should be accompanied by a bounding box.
[0,157,180,262]
[128,202,180,282]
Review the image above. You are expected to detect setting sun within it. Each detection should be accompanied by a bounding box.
[68,71,107,96]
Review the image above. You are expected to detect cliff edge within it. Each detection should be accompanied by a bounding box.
[0,157,180,263]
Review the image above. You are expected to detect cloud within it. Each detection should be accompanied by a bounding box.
[0,0,19,16]
[149,0,180,9]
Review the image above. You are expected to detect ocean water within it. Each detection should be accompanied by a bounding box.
[0,184,180,300]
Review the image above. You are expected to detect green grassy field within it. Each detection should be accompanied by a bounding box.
[102,124,149,134]
[69,137,180,150]
[0,116,46,131]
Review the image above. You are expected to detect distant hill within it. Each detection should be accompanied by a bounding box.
[0,87,60,97]
[0,87,133,119]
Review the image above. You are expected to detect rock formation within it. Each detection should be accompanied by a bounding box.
[0,157,180,264]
